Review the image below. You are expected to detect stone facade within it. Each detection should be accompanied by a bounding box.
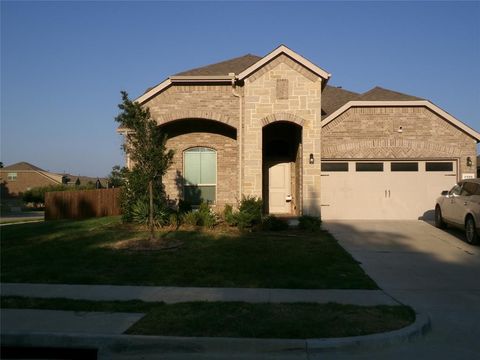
[243,54,323,215]
[322,106,478,177]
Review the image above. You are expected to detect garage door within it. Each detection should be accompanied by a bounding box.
[320,160,457,220]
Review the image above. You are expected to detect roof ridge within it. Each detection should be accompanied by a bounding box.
[360,86,423,100]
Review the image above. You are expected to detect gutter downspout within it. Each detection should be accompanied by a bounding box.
[231,75,243,203]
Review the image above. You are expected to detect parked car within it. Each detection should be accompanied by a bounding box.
[435,178,480,244]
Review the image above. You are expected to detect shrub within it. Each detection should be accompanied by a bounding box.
[236,196,263,229]
[169,212,181,228]
[298,215,322,232]
[222,197,263,230]
[262,215,289,231]
[223,204,237,226]
[197,202,217,228]
[130,198,171,228]
[183,210,200,226]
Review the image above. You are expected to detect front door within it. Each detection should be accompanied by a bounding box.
[268,162,291,214]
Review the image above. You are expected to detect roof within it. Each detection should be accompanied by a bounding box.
[321,86,423,118]
[322,85,360,116]
[357,86,423,101]
[175,54,262,76]
[2,162,45,171]
[136,45,331,104]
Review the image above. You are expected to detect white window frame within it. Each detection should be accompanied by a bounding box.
[7,172,17,181]
[183,147,217,205]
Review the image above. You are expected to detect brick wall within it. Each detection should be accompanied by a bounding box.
[163,131,238,210]
[145,85,239,129]
[322,106,477,177]
[0,171,60,197]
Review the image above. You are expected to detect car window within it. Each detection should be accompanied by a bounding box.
[461,182,479,196]
[449,184,462,196]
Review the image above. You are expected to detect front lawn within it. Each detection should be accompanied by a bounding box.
[1,296,414,338]
[0,216,376,289]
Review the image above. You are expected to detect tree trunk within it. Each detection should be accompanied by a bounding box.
[149,179,154,241]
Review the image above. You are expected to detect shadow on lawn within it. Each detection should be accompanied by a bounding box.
[1,218,377,289]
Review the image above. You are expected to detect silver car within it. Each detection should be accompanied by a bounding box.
[435,178,480,244]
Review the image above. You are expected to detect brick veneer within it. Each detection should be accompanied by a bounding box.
[146,85,239,129]
[322,106,477,176]
[0,171,60,197]
[163,132,238,209]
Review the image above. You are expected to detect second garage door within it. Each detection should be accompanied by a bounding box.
[320,160,457,220]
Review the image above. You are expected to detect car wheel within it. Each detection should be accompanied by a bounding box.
[465,216,479,245]
[435,206,446,229]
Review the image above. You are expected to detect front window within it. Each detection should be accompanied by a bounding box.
[7,172,17,181]
[183,147,216,205]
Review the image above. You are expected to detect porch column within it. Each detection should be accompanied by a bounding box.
[302,81,322,216]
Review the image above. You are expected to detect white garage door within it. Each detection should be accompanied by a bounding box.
[320,160,457,220]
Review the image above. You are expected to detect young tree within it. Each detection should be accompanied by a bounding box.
[107,165,126,188]
[115,91,174,240]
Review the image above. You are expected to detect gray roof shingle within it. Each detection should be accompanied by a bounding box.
[175,54,262,76]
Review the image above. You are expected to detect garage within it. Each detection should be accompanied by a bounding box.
[320,160,458,220]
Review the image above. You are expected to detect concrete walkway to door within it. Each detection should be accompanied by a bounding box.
[320,220,480,360]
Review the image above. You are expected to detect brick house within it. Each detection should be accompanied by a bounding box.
[0,162,65,197]
[0,162,107,197]
[120,45,480,220]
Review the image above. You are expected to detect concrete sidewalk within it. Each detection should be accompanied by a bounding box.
[1,283,399,306]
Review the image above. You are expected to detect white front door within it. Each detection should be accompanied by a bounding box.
[269,162,291,214]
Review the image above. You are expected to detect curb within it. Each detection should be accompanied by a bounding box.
[307,312,431,352]
[1,313,431,357]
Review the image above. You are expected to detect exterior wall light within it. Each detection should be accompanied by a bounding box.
[309,153,314,164]
[466,156,472,167]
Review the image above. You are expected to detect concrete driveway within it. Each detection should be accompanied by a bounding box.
[319,220,480,359]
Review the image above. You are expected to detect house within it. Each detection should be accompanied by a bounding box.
[120,45,480,220]
[477,155,480,178]
[0,162,107,197]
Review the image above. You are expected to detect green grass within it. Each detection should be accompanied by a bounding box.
[0,217,43,224]
[1,296,414,338]
[0,216,377,289]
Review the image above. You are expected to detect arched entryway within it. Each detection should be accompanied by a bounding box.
[262,121,302,215]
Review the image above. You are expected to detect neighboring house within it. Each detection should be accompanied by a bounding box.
[0,162,107,197]
[477,155,480,178]
[119,45,480,220]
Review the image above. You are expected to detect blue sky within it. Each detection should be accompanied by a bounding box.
[1,1,479,177]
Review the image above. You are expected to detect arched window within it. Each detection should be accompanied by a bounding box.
[183,147,216,205]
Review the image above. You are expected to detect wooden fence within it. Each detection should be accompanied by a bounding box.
[45,188,122,220]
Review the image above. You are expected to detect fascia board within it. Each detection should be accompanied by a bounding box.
[135,78,172,104]
[238,45,331,81]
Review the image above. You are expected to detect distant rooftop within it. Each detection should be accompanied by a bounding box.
[2,161,45,171]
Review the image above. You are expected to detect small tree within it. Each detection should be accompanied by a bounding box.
[107,165,126,188]
[115,91,174,240]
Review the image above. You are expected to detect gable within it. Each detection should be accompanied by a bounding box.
[322,101,480,142]
[237,45,330,82]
